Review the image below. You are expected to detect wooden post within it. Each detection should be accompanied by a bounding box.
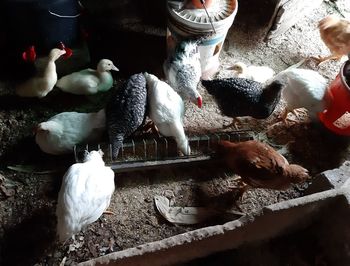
[265,0,323,40]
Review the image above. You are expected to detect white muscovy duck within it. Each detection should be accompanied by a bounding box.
[56,150,115,242]
[15,48,66,98]
[144,72,191,155]
[35,109,106,155]
[56,59,119,95]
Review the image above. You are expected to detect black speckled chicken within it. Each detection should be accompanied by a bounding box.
[106,73,147,159]
[201,78,283,128]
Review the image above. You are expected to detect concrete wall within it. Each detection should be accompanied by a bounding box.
[78,188,350,266]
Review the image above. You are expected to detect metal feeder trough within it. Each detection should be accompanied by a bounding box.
[74,130,255,173]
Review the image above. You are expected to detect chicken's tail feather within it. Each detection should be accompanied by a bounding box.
[110,134,124,160]
[272,58,306,82]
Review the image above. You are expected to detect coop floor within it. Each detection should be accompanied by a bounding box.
[1,1,350,265]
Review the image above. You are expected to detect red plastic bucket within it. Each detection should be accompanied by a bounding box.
[319,60,350,136]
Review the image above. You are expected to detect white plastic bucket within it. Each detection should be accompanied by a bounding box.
[166,0,238,79]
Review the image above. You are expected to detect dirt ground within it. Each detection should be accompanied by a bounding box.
[0,1,350,265]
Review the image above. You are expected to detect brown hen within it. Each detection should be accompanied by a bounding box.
[314,15,350,64]
[217,140,310,195]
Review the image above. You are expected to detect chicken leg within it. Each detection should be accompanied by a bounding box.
[279,108,307,125]
[227,177,249,201]
[279,108,289,123]
[223,117,241,130]
[310,54,343,65]
[226,177,248,212]
[140,121,160,136]
[279,108,297,125]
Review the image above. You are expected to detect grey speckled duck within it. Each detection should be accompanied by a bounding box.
[163,39,202,108]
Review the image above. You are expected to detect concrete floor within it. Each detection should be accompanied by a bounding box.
[0,0,350,265]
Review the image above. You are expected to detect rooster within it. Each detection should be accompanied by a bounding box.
[313,15,350,64]
[56,150,115,242]
[201,77,284,128]
[35,109,106,155]
[106,73,147,160]
[145,72,190,155]
[163,39,203,108]
[216,140,310,196]
[15,48,66,98]
[273,68,328,123]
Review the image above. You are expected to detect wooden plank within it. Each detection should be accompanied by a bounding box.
[265,0,323,40]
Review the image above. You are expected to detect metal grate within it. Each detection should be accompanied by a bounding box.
[74,130,255,173]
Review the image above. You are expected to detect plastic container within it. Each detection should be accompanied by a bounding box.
[166,0,238,78]
[0,0,88,80]
[319,60,350,136]
[192,0,214,8]
[3,0,81,54]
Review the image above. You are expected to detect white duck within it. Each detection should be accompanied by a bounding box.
[15,48,66,98]
[35,109,106,155]
[273,68,328,122]
[144,72,191,155]
[56,59,119,95]
[227,61,275,84]
[56,150,115,242]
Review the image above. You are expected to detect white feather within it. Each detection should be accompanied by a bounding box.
[275,68,328,119]
[145,73,191,155]
[56,150,115,242]
[35,109,106,155]
[15,48,66,98]
[56,59,118,95]
[230,62,275,84]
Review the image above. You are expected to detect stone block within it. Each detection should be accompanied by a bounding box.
[306,161,350,195]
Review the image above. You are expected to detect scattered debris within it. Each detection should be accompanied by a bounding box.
[154,195,243,225]
[68,239,84,254]
[7,165,59,174]
[108,237,115,252]
[0,173,18,197]
[59,256,67,266]
[163,189,176,205]
[99,246,109,255]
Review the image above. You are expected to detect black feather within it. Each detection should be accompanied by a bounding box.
[106,73,147,159]
[202,77,283,119]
